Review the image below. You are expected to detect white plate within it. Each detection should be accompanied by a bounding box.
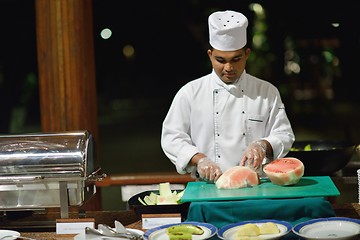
[74,228,144,240]
[0,230,20,240]
[217,219,292,240]
[144,221,217,240]
[292,217,360,240]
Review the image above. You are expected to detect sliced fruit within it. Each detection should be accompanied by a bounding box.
[159,182,172,196]
[215,166,260,189]
[138,197,147,206]
[259,222,280,234]
[148,192,158,203]
[167,232,192,240]
[137,182,185,205]
[236,223,260,236]
[143,195,156,205]
[167,224,204,235]
[263,157,304,185]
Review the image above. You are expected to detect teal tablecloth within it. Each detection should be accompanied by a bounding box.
[186,197,336,239]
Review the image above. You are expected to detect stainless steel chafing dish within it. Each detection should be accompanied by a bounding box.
[0,130,105,218]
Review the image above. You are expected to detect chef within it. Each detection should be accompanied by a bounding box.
[161,10,295,182]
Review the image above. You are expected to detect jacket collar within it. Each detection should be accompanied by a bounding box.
[212,69,246,93]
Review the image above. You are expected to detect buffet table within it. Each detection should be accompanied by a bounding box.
[10,203,359,239]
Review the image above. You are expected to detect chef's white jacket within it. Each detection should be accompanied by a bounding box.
[161,70,295,175]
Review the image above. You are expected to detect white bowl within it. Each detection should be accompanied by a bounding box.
[292,217,360,240]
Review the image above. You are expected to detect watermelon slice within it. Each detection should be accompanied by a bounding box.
[263,157,304,185]
[215,166,260,189]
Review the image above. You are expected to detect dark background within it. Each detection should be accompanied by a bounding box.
[0,0,359,209]
[0,0,359,168]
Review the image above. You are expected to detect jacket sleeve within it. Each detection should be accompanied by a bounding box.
[263,88,295,159]
[161,88,198,174]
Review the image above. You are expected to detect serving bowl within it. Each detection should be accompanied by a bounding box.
[292,217,360,240]
[286,140,356,176]
[127,190,190,221]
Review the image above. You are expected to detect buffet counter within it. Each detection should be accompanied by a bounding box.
[7,203,359,239]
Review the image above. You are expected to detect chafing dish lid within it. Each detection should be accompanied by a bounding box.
[0,131,94,178]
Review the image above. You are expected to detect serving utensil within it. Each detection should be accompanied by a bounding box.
[114,220,127,233]
[85,226,141,239]
[100,223,143,240]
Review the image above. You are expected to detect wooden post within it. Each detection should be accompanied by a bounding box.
[35,0,101,210]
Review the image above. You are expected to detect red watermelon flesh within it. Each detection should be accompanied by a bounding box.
[263,157,304,185]
[215,166,260,189]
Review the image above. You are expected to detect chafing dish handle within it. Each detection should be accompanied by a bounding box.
[87,167,107,182]
[0,175,44,183]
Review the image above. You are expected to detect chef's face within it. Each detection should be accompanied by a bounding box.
[207,47,250,84]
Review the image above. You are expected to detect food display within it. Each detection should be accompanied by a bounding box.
[166,224,204,240]
[237,222,280,237]
[263,157,304,185]
[236,222,280,237]
[236,223,260,236]
[137,182,184,205]
[259,222,280,234]
[144,222,217,240]
[218,220,292,239]
[167,231,192,240]
[216,166,260,189]
[127,183,190,222]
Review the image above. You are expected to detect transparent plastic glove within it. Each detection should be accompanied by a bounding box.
[197,157,222,182]
[240,140,267,170]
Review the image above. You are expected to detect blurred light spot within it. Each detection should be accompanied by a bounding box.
[252,34,265,48]
[323,51,333,63]
[285,61,300,74]
[331,22,340,28]
[123,44,135,59]
[100,28,112,39]
[249,3,264,16]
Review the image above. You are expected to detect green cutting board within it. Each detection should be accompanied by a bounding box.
[181,176,340,202]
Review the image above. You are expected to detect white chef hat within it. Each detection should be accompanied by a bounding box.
[208,10,248,51]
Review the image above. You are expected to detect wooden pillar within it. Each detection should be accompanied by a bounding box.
[35,0,101,210]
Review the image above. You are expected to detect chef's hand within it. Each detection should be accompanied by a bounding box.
[197,157,222,182]
[240,140,267,170]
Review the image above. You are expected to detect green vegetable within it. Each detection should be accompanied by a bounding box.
[304,144,312,151]
[167,224,204,235]
[167,232,192,240]
[291,144,312,151]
